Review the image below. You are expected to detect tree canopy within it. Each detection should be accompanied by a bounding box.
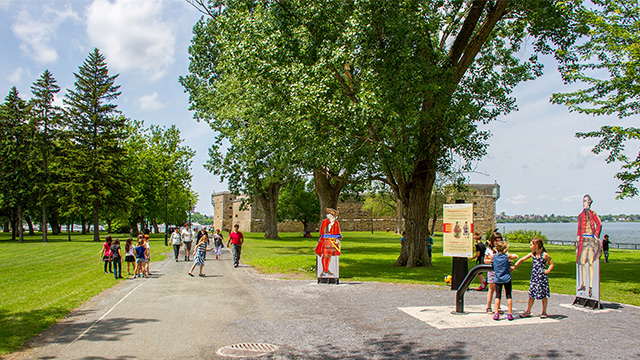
[552,0,640,198]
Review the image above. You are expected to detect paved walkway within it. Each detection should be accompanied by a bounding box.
[7,249,640,359]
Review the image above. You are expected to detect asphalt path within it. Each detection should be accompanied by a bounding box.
[6,248,640,359]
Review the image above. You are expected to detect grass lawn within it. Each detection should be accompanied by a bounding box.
[0,232,169,355]
[241,231,640,306]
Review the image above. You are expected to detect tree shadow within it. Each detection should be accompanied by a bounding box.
[0,307,159,354]
[277,335,470,359]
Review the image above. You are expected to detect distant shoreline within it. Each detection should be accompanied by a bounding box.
[497,220,640,224]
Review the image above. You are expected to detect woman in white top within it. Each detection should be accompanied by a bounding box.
[170,227,182,262]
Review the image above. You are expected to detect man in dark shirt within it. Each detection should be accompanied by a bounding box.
[602,234,612,263]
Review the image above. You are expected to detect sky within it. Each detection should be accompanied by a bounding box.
[1,0,639,217]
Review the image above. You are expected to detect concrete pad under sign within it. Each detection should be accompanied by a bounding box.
[398,305,559,330]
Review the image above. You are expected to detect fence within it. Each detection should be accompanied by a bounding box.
[546,239,640,250]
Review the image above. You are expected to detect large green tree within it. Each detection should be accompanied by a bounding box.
[552,0,640,198]
[0,87,32,242]
[278,178,320,231]
[63,48,129,241]
[29,70,61,242]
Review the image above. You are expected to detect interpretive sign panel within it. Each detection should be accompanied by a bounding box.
[443,204,473,257]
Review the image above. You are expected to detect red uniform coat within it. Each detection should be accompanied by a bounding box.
[315,219,341,256]
[576,209,602,261]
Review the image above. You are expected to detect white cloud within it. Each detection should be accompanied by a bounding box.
[86,0,176,81]
[505,195,527,205]
[139,92,165,111]
[538,195,556,202]
[562,194,583,203]
[11,5,80,64]
[0,0,10,10]
[7,67,30,84]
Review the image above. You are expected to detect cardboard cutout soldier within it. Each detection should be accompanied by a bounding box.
[316,208,341,279]
[576,194,602,299]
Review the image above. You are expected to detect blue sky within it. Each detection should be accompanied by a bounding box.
[1,0,639,217]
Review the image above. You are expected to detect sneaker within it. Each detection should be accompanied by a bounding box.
[493,313,500,320]
[498,309,504,315]
[507,313,514,321]
[475,286,485,291]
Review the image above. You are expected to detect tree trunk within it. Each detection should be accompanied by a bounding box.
[49,212,62,235]
[81,216,87,234]
[256,181,281,239]
[17,204,24,243]
[67,220,72,241]
[27,215,35,236]
[106,219,112,234]
[151,219,159,234]
[430,189,438,235]
[395,198,403,234]
[42,205,48,242]
[394,169,436,268]
[313,168,348,227]
[93,207,100,241]
[131,220,139,236]
[3,219,8,233]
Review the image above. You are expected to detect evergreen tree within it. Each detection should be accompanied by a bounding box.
[63,48,128,241]
[0,87,31,242]
[29,70,61,242]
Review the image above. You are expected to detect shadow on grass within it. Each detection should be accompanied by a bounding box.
[0,307,158,355]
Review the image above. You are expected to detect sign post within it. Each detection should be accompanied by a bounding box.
[443,203,474,290]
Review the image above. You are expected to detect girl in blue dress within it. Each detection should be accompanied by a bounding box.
[512,237,554,318]
[188,235,213,277]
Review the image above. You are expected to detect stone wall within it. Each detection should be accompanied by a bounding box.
[211,191,237,232]
[211,183,499,234]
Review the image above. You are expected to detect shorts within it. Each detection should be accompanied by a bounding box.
[102,256,112,262]
[136,258,146,264]
[145,258,150,263]
[125,255,135,263]
[487,271,496,284]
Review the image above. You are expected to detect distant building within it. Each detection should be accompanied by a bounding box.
[211,183,500,234]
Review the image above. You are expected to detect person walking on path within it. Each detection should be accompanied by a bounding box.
[227,224,244,268]
[512,237,554,318]
[170,227,182,262]
[182,225,193,261]
[487,240,518,321]
[110,238,123,279]
[469,231,487,291]
[602,234,612,263]
[188,234,213,277]
[212,228,224,260]
[427,232,434,259]
[101,235,113,274]
[143,234,151,275]
[134,238,149,278]
[124,238,135,275]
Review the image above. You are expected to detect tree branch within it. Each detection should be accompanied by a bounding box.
[447,0,488,66]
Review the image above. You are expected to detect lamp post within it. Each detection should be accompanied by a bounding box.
[164,181,168,246]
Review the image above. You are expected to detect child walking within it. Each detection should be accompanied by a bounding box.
[110,238,123,279]
[188,234,213,277]
[512,237,554,318]
[488,240,518,321]
[101,235,113,274]
[134,238,149,278]
[124,238,135,275]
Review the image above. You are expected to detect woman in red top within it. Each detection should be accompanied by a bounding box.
[315,208,342,277]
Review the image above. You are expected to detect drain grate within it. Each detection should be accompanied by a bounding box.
[217,343,279,358]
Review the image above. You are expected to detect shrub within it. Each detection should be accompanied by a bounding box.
[504,229,547,243]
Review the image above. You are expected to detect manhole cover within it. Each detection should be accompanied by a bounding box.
[217,343,279,358]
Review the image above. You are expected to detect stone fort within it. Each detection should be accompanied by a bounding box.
[211,183,500,234]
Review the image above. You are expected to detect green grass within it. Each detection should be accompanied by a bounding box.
[241,231,640,306]
[0,232,169,355]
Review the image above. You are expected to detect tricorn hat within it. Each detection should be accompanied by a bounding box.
[326,208,339,217]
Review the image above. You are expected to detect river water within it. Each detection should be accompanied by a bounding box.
[498,222,640,245]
